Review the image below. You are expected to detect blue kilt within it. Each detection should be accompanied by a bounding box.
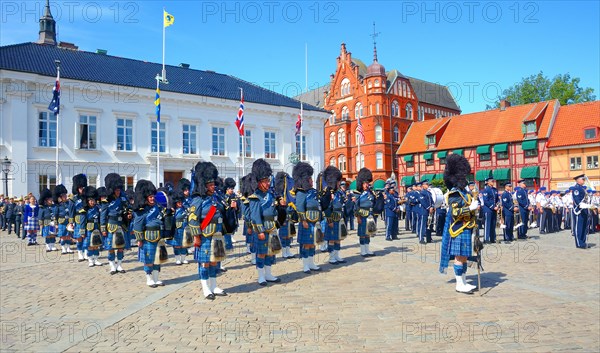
[167,227,184,247]
[24,217,40,232]
[253,232,269,255]
[41,225,50,237]
[194,236,212,263]
[357,218,367,237]
[57,224,67,237]
[324,221,340,241]
[72,224,82,240]
[279,223,290,238]
[224,234,233,251]
[141,241,158,264]
[439,209,473,273]
[297,222,315,245]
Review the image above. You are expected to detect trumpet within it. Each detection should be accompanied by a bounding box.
[583,175,596,205]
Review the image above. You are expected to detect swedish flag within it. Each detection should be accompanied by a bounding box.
[155,87,160,123]
[164,10,174,27]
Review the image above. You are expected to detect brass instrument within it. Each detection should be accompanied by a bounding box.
[513,192,523,231]
[583,175,596,206]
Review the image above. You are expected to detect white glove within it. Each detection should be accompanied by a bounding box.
[579,202,591,209]
[469,200,479,211]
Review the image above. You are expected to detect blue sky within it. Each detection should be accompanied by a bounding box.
[1,0,598,113]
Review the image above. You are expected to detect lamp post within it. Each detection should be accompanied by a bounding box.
[2,156,11,195]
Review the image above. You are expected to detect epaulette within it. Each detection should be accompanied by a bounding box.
[352,190,361,195]
[248,193,259,200]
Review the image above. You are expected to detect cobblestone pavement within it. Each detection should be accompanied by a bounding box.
[0,224,598,352]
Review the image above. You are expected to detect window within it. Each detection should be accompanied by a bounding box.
[391,101,399,117]
[524,149,538,157]
[329,112,336,125]
[418,106,424,121]
[426,135,436,145]
[374,79,380,87]
[425,159,434,166]
[337,128,346,147]
[329,132,336,150]
[212,127,225,156]
[338,155,346,172]
[121,176,134,189]
[524,121,536,134]
[117,118,133,151]
[355,153,365,171]
[373,125,382,142]
[393,126,399,142]
[151,121,166,153]
[295,134,306,161]
[38,112,57,147]
[439,158,446,165]
[341,106,350,120]
[79,115,97,149]
[497,151,509,160]
[406,103,413,120]
[376,152,383,169]
[341,78,351,96]
[264,131,276,159]
[87,175,98,188]
[584,128,598,139]
[570,157,582,170]
[354,103,363,119]
[329,157,336,166]
[587,155,599,169]
[376,103,380,115]
[479,153,491,161]
[38,175,57,195]
[238,130,252,157]
[406,160,415,168]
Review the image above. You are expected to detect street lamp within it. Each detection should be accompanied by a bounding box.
[2,156,11,195]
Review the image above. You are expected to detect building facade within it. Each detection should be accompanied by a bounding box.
[0,5,327,197]
[397,100,560,189]
[547,101,600,190]
[297,43,460,183]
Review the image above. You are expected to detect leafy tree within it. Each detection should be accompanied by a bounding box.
[486,71,596,109]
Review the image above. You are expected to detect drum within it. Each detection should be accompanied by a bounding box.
[155,191,169,208]
[428,187,444,208]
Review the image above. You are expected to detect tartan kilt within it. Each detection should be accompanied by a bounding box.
[324,221,340,241]
[194,236,212,263]
[24,217,40,232]
[297,222,314,245]
[448,229,473,257]
[253,232,269,255]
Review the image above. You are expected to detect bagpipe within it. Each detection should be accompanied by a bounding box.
[154,190,174,240]
[316,172,347,239]
[274,172,297,230]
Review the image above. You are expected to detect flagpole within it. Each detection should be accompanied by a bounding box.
[240,87,245,180]
[55,62,60,185]
[156,76,160,187]
[301,43,307,163]
[162,9,167,82]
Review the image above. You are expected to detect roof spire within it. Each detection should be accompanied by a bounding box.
[370,22,381,62]
[37,0,57,45]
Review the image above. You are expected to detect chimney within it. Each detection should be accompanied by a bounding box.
[179,63,190,69]
[500,99,511,111]
[58,41,78,50]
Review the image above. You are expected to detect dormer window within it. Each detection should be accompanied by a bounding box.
[523,121,537,134]
[584,127,598,139]
[426,135,436,146]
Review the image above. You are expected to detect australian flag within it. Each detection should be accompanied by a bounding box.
[48,70,60,115]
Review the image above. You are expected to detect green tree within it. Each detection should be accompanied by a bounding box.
[486,71,596,109]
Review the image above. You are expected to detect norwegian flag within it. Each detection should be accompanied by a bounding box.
[235,94,245,136]
[356,116,365,144]
[295,112,302,136]
[48,69,60,115]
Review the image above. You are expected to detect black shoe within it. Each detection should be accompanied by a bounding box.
[119,269,126,273]
[258,281,268,286]
[46,250,52,253]
[392,236,399,240]
[303,270,312,274]
[205,293,216,300]
[266,278,281,283]
[366,253,376,257]
[310,267,322,271]
[214,291,228,296]
[286,254,297,259]
[329,260,339,265]
[110,270,117,275]
[386,238,392,241]
[419,240,426,244]
[336,259,347,263]
[219,268,228,273]
[27,243,34,246]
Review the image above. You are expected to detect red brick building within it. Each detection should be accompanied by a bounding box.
[297,43,460,184]
[396,100,560,189]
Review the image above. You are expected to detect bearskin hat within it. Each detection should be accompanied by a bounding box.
[125,187,135,202]
[274,172,289,198]
[323,166,342,191]
[164,182,175,194]
[444,154,471,191]
[240,173,257,198]
[83,186,98,203]
[356,168,373,192]
[134,180,157,209]
[72,174,87,195]
[252,159,272,183]
[224,177,236,191]
[96,186,109,199]
[169,189,184,204]
[39,188,53,205]
[293,162,314,191]
[177,178,191,192]
[53,184,68,203]
[192,161,219,196]
[104,173,123,195]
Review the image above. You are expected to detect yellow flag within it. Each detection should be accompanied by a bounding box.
[164,10,174,27]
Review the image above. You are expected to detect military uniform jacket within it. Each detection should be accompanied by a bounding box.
[52,202,69,225]
[572,184,587,215]
[419,189,433,213]
[295,188,321,223]
[354,190,374,217]
[384,191,399,217]
[501,191,514,215]
[249,189,278,232]
[482,186,499,212]
[516,187,529,209]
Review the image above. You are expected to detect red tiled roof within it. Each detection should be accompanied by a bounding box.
[547,101,600,148]
[397,100,559,155]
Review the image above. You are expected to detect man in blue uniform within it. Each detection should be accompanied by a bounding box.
[354,168,376,257]
[294,162,323,273]
[419,180,434,244]
[404,185,413,232]
[515,179,530,239]
[384,182,399,241]
[481,177,499,243]
[572,174,591,249]
[500,182,515,243]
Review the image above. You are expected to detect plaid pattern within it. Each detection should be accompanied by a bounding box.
[439,207,473,274]
[194,236,212,263]
[24,217,40,231]
[253,232,269,255]
[448,230,472,256]
[297,222,314,245]
[141,241,158,264]
[324,221,340,241]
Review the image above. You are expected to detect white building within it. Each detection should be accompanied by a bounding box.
[0,4,327,197]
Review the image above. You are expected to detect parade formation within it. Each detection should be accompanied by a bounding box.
[1,157,598,298]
